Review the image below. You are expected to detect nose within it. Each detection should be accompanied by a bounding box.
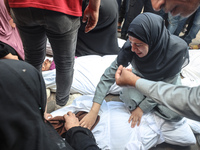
[151,0,165,11]
[131,44,137,52]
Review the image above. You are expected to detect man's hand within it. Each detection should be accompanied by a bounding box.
[82,0,100,33]
[128,107,143,128]
[64,111,80,131]
[115,65,140,86]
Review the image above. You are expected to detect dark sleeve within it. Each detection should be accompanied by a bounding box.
[0,41,17,58]
[65,127,100,150]
[0,42,9,58]
[117,39,133,67]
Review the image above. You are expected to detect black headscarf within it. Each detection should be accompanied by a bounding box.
[117,12,189,81]
[0,59,72,150]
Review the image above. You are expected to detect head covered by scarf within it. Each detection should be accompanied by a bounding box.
[117,12,189,81]
[0,60,72,150]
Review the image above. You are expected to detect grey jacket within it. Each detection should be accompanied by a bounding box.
[93,59,182,121]
[136,78,200,121]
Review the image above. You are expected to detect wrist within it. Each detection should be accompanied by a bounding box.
[88,0,100,11]
[133,75,140,87]
[90,102,101,115]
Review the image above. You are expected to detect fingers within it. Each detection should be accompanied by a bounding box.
[67,111,73,116]
[82,13,87,23]
[64,111,76,120]
[115,65,123,84]
[137,118,141,127]
[82,13,96,33]
[85,18,96,33]
[44,113,53,120]
[129,115,141,128]
[79,119,91,129]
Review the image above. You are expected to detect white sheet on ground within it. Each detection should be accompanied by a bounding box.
[43,50,200,97]
[51,95,196,150]
[43,55,122,95]
[181,50,200,86]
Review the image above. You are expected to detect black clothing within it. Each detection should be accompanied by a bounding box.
[0,41,22,60]
[76,0,120,56]
[118,13,189,81]
[120,0,159,40]
[0,59,100,150]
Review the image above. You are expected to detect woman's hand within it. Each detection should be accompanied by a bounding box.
[64,111,80,131]
[128,107,143,128]
[80,102,101,129]
[79,111,98,130]
[44,113,53,120]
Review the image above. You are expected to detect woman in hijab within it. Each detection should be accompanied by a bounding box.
[0,0,24,60]
[0,59,99,150]
[80,12,189,130]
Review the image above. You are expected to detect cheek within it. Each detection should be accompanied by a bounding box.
[180,5,198,17]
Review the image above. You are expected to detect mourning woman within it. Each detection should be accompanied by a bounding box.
[79,12,189,129]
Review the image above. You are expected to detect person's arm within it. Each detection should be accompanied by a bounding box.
[82,0,101,33]
[80,59,118,129]
[115,65,200,121]
[2,53,19,60]
[136,79,200,121]
[64,112,100,150]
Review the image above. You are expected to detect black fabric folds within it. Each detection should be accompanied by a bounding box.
[0,59,72,150]
[76,0,120,56]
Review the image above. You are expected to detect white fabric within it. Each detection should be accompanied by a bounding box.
[186,118,200,134]
[43,55,122,94]
[43,48,200,97]
[51,95,196,150]
[181,50,200,86]
[42,38,126,94]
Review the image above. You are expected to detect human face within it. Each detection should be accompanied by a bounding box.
[151,0,200,17]
[129,36,149,58]
[42,59,52,71]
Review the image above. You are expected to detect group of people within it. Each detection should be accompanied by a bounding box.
[117,0,200,47]
[1,0,200,149]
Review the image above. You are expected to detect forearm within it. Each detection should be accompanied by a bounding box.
[90,102,101,115]
[65,127,100,150]
[88,0,101,11]
[93,59,118,104]
[136,78,200,121]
